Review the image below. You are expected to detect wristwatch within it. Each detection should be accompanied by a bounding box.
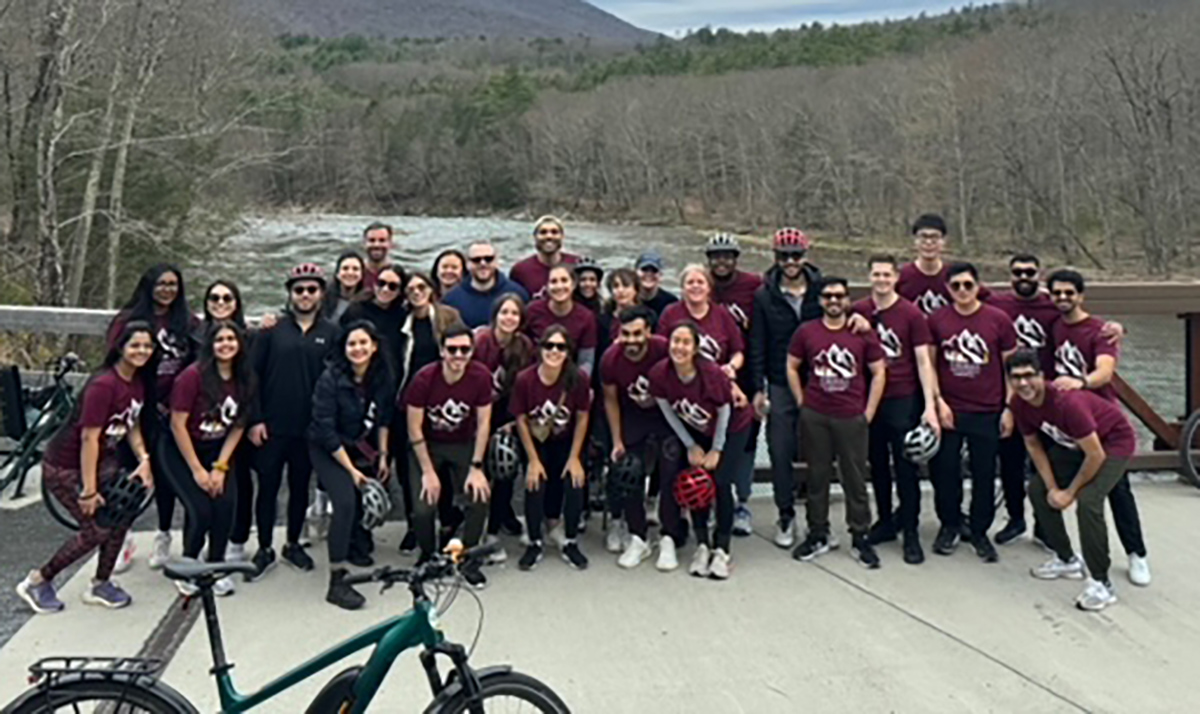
[471,460,484,469]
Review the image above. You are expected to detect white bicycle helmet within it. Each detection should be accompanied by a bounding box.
[903,421,941,464]
[486,430,523,482]
[360,478,392,530]
[705,233,740,255]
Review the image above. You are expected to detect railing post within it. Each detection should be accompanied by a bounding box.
[1186,313,1200,419]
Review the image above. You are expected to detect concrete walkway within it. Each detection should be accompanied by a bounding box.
[1,482,1198,713]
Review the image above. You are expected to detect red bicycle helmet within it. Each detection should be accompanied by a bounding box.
[286,262,327,287]
[773,227,811,253]
[673,467,716,511]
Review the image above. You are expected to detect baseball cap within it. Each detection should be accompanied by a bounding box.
[636,250,664,272]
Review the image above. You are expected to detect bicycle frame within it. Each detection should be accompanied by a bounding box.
[1,378,74,499]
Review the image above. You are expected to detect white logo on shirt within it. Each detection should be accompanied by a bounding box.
[105,399,144,445]
[941,329,990,379]
[491,365,507,394]
[199,396,239,438]
[673,398,712,431]
[428,399,471,432]
[362,401,377,433]
[875,324,902,360]
[813,343,858,393]
[627,375,654,408]
[531,400,571,433]
[1039,421,1078,450]
[1055,341,1087,379]
[1014,315,1047,350]
[725,303,750,331]
[916,290,948,315]
[697,332,722,362]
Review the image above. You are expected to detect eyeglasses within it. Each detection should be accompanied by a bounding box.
[915,232,944,243]
[377,280,402,292]
[776,252,806,263]
[207,294,235,304]
[469,255,496,264]
[820,292,847,301]
[291,285,320,296]
[541,342,569,353]
[1011,268,1038,279]
[949,280,976,292]
[1008,372,1039,383]
[1051,289,1078,298]
[407,283,431,293]
[444,345,472,356]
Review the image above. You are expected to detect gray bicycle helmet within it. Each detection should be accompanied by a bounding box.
[360,478,392,530]
[486,430,522,482]
[705,233,741,255]
[95,471,153,530]
[903,421,940,464]
[573,256,604,281]
[607,451,645,500]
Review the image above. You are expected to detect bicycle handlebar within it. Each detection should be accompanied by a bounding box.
[343,541,499,590]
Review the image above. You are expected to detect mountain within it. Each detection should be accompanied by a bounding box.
[238,0,660,44]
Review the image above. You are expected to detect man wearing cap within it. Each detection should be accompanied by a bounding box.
[247,264,341,579]
[636,250,678,315]
[442,241,530,328]
[510,216,579,300]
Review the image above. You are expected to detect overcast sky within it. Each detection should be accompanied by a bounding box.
[591,1,977,34]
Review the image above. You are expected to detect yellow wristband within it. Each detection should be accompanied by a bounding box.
[213,461,230,473]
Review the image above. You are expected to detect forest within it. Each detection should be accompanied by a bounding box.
[2,0,1198,313]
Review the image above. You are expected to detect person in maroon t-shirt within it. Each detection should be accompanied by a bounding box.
[510,215,580,300]
[601,306,671,569]
[897,214,990,316]
[927,262,1018,563]
[525,265,599,376]
[854,256,938,564]
[1048,269,1150,586]
[405,324,494,586]
[360,222,395,292]
[510,325,593,572]
[1006,350,1135,611]
[650,322,753,580]
[788,277,887,568]
[18,322,155,615]
[656,265,746,384]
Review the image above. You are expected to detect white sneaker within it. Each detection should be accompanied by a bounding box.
[773,518,795,549]
[226,543,248,563]
[149,531,172,570]
[1031,556,1085,580]
[732,505,752,537]
[1076,578,1118,612]
[618,535,652,569]
[175,579,199,597]
[548,522,567,550]
[656,536,679,572]
[1128,554,1151,587]
[483,534,508,564]
[708,549,732,580]
[112,534,136,574]
[689,544,712,578]
[605,520,627,554]
[213,576,235,597]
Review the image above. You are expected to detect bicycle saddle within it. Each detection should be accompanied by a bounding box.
[163,560,258,583]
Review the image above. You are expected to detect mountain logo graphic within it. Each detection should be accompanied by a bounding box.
[156,328,185,359]
[813,343,858,379]
[1014,315,1047,349]
[429,399,471,431]
[697,332,722,362]
[199,396,240,436]
[674,398,712,431]
[1039,421,1078,450]
[362,401,377,433]
[628,375,654,407]
[1055,341,1087,378]
[725,302,750,331]
[916,290,948,315]
[876,324,902,360]
[942,330,990,365]
[104,399,143,444]
[491,365,507,394]
[533,399,571,432]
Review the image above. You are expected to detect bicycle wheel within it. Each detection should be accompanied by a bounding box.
[1178,409,1200,488]
[3,679,190,714]
[41,470,80,531]
[426,671,570,714]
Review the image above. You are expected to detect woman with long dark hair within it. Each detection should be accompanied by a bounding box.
[432,249,466,297]
[161,321,256,597]
[326,251,368,322]
[341,263,407,370]
[525,264,599,376]
[17,322,156,614]
[308,320,394,610]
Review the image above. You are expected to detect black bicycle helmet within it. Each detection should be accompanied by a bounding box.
[486,430,523,482]
[95,471,153,530]
[607,451,645,500]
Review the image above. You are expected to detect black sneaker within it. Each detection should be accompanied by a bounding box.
[326,569,365,611]
[958,514,971,541]
[561,541,589,570]
[792,532,831,562]
[282,543,315,571]
[902,531,925,565]
[500,515,524,537]
[247,547,276,582]
[461,562,488,590]
[972,534,999,563]
[994,519,1026,546]
[518,542,544,571]
[348,552,374,568]
[852,535,881,569]
[867,519,898,546]
[399,530,418,554]
[932,527,960,556]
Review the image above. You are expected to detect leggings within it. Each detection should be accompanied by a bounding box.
[229,441,256,546]
[525,437,584,544]
[660,427,751,553]
[147,413,176,532]
[158,437,236,562]
[308,446,370,565]
[254,435,311,549]
[40,462,130,582]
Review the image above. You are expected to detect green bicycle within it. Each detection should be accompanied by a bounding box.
[0,354,82,504]
[2,545,571,713]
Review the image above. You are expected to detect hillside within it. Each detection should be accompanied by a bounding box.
[238,0,659,43]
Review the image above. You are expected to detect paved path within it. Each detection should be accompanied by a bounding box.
[1,483,1198,713]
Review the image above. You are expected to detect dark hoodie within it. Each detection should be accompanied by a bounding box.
[747,262,823,391]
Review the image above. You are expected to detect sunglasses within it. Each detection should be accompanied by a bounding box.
[776,252,806,262]
[292,285,320,296]
[469,255,496,264]
[949,280,976,292]
[207,293,235,304]
[407,282,431,293]
[820,292,847,301]
[541,342,569,353]
[1051,289,1078,298]
[1011,268,1038,279]
[377,280,402,291]
[444,345,471,356]
[708,252,738,260]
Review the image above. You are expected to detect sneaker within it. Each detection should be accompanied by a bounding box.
[866,519,898,546]
[326,569,365,611]
[213,576,236,597]
[247,547,276,582]
[1031,556,1085,580]
[1123,553,1151,587]
[656,536,679,572]
[561,541,589,570]
[1076,578,1118,612]
[148,531,171,570]
[618,535,652,569]
[82,580,132,609]
[646,497,660,526]
[932,526,960,556]
[689,544,712,577]
[482,534,508,564]
[773,517,796,549]
[348,552,374,568]
[548,522,567,550]
[605,520,627,554]
[957,514,971,541]
[972,534,999,563]
[708,549,732,580]
[902,531,925,565]
[792,532,831,562]
[852,535,881,569]
[399,530,418,554]
[461,562,488,590]
[282,543,315,571]
[226,542,248,563]
[732,504,753,537]
[16,573,64,614]
[175,579,200,597]
[994,519,1026,546]
[518,542,544,571]
[112,534,136,574]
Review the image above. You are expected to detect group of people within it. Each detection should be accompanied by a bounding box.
[15,213,1150,615]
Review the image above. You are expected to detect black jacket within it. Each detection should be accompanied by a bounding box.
[748,263,823,391]
[307,365,396,455]
[251,312,340,437]
[341,300,407,381]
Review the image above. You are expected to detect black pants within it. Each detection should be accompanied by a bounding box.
[486,409,519,536]
[525,437,584,544]
[308,446,370,565]
[868,396,922,533]
[147,413,176,532]
[158,438,236,562]
[229,441,256,546]
[1108,475,1147,557]
[254,434,311,549]
[407,441,488,557]
[997,434,1029,523]
[615,431,673,540]
[659,427,751,552]
[930,411,1000,538]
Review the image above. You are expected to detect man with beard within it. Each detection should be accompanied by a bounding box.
[442,241,530,328]
[510,215,579,300]
[247,264,341,579]
[1048,269,1151,587]
[898,214,989,316]
[635,250,678,315]
[361,222,395,292]
[927,262,1017,563]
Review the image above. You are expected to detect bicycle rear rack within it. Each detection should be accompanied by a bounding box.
[28,656,165,684]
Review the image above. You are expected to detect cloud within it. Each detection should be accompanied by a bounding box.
[593,0,973,34]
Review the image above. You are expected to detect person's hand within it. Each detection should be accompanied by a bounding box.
[249,423,268,447]
[923,406,941,439]
[192,467,211,492]
[79,491,104,518]
[701,450,721,471]
[937,398,955,431]
[132,458,154,490]
[525,460,547,491]
[1053,376,1084,391]
[752,391,769,419]
[208,470,227,497]
[1100,321,1125,345]
[1000,408,1014,438]
[610,442,626,462]
[731,384,749,409]
[466,467,490,503]
[847,313,871,334]
[259,313,279,330]
[418,468,440,504]
[376,454,391,482]
[566,457,586,488]
[1048,487,1075,511]
[865,405,877,424]
[721,363,738,380]
[687,444,705,467]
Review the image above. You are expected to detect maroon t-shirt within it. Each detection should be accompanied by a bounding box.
[788,320,885,418]
[898,262,991,316]
[1053,316,1120,403]
[525,299,598,352]
[656,302,745,364]
[509,253,580,301]
[107,312,197,403]
[929,304,1017,413]
[712,270,763,333]
[169,364,241,443]
[853,297,931,400]
[44,369,145,469]
[472,328,536,401]
[404,361,493,443]
[988,291,1060,374]
[1013,385,1136,459]
[648,358,753,438]
[601,336,670,430]
[508,365,593,442]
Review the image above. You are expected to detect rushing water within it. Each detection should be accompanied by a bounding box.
[193,214,1186,453]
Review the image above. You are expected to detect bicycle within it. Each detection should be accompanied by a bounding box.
[0,353,83,504]
[1178,409,1200,488]
[2,543,571,714]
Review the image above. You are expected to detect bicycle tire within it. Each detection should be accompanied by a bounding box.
[41,469,80,531]
[1178,409,1200,489]
[426,671,571,714]
[2,678,194,714]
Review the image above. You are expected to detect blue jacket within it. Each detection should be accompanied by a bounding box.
[442,272,530,328]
